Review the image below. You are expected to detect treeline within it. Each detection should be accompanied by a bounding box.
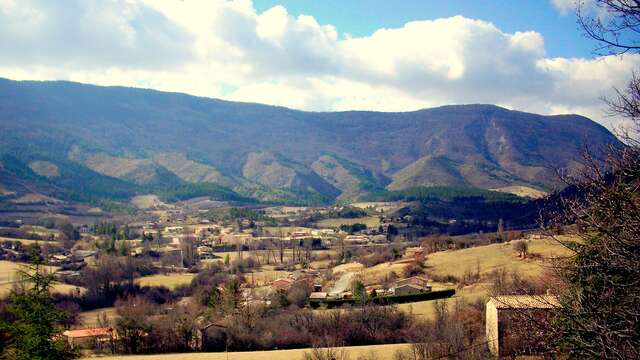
[154,182,254,203]
[371,187,544,236]
[208,207,272,222]
[370,186,525,203]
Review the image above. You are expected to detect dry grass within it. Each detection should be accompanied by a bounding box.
[396,283,488,320]
[323,237,571,321]
[261,226,315,235]
[490,185,547,199]
[79,307,118,327]
[0,260,58,283]
[426,237,570,279]
[245,270,290,286]
[315,216,381,228]
[135,273,195,290]
[0,260,84,298]
[0,282,85,298]
[357,258,413,285]
[0,236,60,245]
[332,262,365,275]
[130,194,165,209]
[82,343,410,360]
[210,249,336,269]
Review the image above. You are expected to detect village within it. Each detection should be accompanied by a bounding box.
[0,197,570,358]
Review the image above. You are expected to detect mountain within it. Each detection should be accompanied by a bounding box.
[0,78,622,205]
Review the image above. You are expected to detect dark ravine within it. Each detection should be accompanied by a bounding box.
[0,78,622,204]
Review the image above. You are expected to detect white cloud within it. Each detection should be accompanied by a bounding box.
[0,0,637,132]
[551,0,578,14]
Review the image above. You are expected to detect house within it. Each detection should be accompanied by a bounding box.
[197,245,215,260]
[72,250,98,265]
[393,283,427,296]
[49,254,70,265]
[271,278,295,291]
[395,276,431,290]
[62,327,115,350]
[309,292,327,300]
[164,226,184,234]
[486,295,558,358]
[221,233,252,245]
[344,235,368,244]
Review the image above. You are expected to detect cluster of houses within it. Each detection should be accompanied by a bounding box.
[136,220,398,265]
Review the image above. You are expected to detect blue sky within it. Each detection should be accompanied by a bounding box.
[254,0,593,58]
[0,0,636,130]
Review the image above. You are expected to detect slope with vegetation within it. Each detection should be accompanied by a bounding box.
[0,78,621,205]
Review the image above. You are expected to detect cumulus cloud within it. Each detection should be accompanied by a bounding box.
[0,0,637,132]
[0,0,194,69]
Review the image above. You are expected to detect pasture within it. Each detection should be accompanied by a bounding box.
[135,273,195,290]
[315,216,381,228]
[79,307,118,327]
[0,260,83,298]
[426,236,571,279]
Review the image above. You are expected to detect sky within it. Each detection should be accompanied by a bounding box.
[0,0,637,131]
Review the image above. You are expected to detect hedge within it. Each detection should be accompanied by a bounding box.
[308,289,456,309]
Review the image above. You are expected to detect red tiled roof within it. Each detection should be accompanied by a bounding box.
[271,278,294,289]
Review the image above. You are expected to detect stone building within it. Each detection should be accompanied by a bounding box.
[486,295,558,358]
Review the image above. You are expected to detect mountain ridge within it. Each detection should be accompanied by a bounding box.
[0,78,622,205]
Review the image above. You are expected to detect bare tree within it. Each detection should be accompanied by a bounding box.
[578,0,640,55]
[512,240,529,258]
[540,2,640,357]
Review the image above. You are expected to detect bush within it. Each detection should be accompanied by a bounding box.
[512,240,529,258]
[403,261,425,278]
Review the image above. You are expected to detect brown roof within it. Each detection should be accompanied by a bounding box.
[395,284,424,290]
[63,327,113,338]
[271,278,294,289]
[395,276,430,286]
[488,295,558,309]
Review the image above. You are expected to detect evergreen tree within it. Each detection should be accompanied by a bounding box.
[0,251,77,359]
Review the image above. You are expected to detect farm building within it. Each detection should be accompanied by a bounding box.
[309,292,327,300]
[63,327,115,350]
[271,278,294,291]
[393,284,427,296]
[395,276,431,290]
[486,295,558,358]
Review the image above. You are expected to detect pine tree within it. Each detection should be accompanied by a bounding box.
[0,251,77,359]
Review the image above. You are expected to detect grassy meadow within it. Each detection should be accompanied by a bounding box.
[0,260,83,298]
[135,273,195,290]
